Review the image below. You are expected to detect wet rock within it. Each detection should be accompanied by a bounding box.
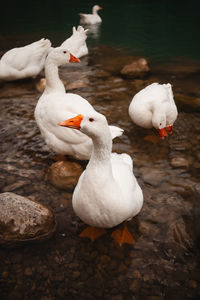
[175,93,200,112]
[66,80,88,91]
[0,192,56,244]
[170,157,189,168]
[35,78,67,93]
[121,58,150,78]
[47,161,83,190]
[140,167,167,186]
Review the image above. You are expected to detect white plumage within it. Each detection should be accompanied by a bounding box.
[60,25,88,58]
[0,38,51,81]
[59,112,143,245]
[34,47,123,160]
[128,83,178,138]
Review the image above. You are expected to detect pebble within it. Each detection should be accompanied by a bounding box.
[170,157,189,168]
[121,58,150,78]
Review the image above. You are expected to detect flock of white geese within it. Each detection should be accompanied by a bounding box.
[0,5,178,246]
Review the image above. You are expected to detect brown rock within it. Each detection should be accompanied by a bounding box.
[170,157,189,168]
[47,161,83,190]
[0,192,56,244]
[66,80,87,91]
[121,58,150,78]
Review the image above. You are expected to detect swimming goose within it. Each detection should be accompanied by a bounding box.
[0,38,51,81]
[79,5,102,25]
[128,83,178,139]
[34,47,123,160]
[59,112,144,246]
[60,25,88,58]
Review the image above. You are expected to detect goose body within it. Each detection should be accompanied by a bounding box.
[79,5,102,25]
[0,38,51,81]
[60,26,88,58]
[128,83,178,138]
[59,112,143,245]
[34,47,123,160]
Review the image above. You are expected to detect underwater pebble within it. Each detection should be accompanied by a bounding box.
[121,58,150,78]
[170,157,189,168]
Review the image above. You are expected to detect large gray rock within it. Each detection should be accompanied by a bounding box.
[0,192,56,245]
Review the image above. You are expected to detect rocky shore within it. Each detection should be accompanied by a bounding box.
[0,45,200,299]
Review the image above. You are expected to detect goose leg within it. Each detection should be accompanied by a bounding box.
[80,226,106,241]
[111,222,135,246]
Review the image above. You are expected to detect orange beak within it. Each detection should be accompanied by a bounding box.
[98,6,103,10]
[165,125,173,135]
[58,114,83,130]
[157,128,168,139]
[69,53,80,63]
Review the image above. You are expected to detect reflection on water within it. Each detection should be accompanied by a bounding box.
[84,23,101,40]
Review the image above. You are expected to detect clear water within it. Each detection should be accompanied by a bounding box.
[1,0,200,62]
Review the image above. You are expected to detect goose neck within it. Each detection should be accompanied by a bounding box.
[88,135,112,168]
[44,58,65,93]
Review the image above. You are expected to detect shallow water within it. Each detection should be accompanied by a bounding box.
[1,1,200,298]
[0,44,200,299]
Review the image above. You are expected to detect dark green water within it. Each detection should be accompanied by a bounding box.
[1,0,200,62]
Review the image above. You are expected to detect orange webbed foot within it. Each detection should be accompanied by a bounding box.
[80,226,106,241]
[111,222,135,246]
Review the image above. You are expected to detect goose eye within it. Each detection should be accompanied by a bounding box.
[63,51,67,54]
[89,118,94,122]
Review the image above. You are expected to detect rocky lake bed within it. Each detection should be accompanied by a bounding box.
[0,45,200,299]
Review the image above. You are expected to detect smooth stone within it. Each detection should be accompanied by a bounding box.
[66,80,88,91]
[140,167,167,186]
[35,78,67,93]
[47,161,83,190]
[170,157,189,168]
[0,192,56,244]
[121,58,150,78]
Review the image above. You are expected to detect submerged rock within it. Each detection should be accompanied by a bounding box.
[47,161,83,190]
[170,157,189,168]
[120,58,150,78]
[0,192,56,245]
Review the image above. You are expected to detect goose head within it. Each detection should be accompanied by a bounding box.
[152,112,168,139]
[59,112,111,140]
[92,5,103,14]
[47,47,80,66]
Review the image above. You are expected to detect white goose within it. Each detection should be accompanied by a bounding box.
[59,112,143,246]
[0,38,51,81]
[128,83,178,139]
[60,25,88,58]
[34,47,123,160]
[79,5,102,25]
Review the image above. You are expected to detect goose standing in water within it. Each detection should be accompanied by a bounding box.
[79,5,103,25]
[128,83,178,139]
[34,47,123,160]
[59,112,143,246]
